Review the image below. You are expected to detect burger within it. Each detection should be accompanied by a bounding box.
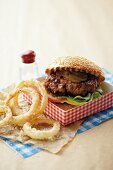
[44,56,105,106]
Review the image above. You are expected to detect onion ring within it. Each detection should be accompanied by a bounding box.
[16,79,48,115]
[6,80,48,126]
[8,87,38,116]
[0,106,12,128]
[22,120,60,140]
[6,88,40,126]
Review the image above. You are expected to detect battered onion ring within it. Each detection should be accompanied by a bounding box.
[22,120,60,140]
[16,79,48,115]
[0,106,12,128]
[8,87,38,116]
[6,88,40,126]
[6,80,48,126]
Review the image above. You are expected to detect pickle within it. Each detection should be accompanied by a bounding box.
[63,71,87,83]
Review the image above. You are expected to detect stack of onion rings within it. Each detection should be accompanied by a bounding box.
[6,80,48,125]
[4,79,60,140]
[6,87,40,126]
[16,79,48,116]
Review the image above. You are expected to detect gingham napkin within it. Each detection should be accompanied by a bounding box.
[0,68,113,158]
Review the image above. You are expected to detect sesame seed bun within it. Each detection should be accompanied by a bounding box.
[45,56,105,82]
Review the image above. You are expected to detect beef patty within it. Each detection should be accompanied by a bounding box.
[44,71,99,96]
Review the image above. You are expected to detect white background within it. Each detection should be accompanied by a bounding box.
[0,0,113,88]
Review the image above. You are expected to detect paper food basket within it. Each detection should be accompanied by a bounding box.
[23,81,113,126]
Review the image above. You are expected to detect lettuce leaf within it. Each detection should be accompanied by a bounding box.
[61,86,103,106]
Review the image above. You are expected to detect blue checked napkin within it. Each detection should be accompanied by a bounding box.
[0,68,113,158]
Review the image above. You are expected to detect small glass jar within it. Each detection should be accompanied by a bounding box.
[19,50,39,81]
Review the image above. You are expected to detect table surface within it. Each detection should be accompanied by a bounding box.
[0,118,113,170]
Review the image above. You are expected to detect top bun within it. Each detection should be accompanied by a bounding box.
[45,56,105,82]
